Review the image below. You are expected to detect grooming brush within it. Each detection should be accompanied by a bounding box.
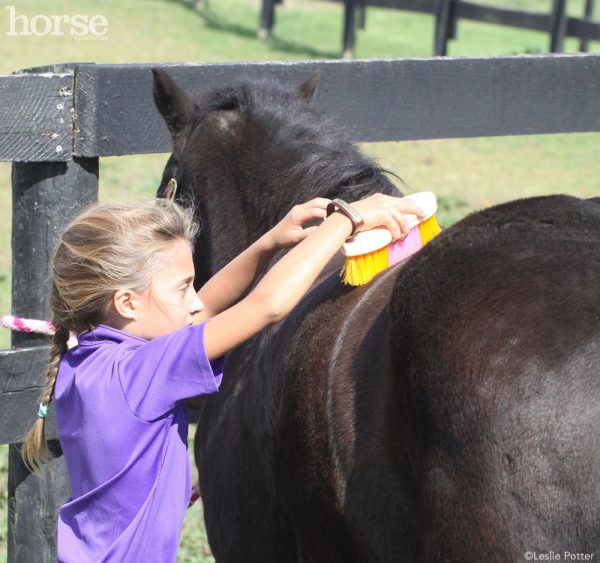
[340,191,442,286]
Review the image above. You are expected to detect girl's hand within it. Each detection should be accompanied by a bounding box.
[266,197,331,249]
[350,193,425,241]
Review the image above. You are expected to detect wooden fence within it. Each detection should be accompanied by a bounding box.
[1,54,600,561]
[260,0,600,57]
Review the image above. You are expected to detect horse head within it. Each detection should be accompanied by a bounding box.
[152,68,398,287]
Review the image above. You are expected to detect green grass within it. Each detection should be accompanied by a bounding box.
[1,0,599,561]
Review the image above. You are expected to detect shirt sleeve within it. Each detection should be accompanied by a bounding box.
[117,321,224,421]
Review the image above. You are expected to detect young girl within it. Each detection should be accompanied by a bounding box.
[22,192,422,562]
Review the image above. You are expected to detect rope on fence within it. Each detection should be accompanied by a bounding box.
[1,314,78,348]
[1,314,55,336]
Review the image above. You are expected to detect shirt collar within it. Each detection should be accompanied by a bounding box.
[77,324,148,346]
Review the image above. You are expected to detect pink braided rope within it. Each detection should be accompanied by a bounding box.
[1,315,55,336]
[1,314,78,348]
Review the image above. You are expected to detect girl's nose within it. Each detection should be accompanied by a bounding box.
[190,294,204,316]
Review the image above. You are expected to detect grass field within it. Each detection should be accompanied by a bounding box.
[0,0,599,561]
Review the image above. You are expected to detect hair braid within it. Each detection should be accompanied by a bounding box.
[21,324,70,471]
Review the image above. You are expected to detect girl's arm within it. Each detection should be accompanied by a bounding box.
[196,198,330,319]
[203,193,423,360]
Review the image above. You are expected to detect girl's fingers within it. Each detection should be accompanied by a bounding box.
[291,202,327,225]
[388,206,410,239]
[306,197,332,210]
[379,194,424,218]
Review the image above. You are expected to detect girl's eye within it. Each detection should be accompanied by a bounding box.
[179,284,190,293]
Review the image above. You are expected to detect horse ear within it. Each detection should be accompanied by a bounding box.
[152,68,194,153]
[297,70,321,103]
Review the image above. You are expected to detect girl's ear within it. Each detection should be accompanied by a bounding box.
[112,289,138,321]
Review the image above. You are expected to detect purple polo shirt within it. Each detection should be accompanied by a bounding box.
[54,322,223,563]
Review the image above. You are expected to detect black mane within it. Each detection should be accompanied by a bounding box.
[160,77,399,207]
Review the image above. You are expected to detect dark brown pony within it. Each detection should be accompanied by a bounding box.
[152,68,600,562]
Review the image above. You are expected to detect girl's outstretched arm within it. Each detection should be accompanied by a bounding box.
[203,193,423,360]
[196,198,330,319]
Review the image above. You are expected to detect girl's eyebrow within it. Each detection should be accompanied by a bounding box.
[178,275,194,285]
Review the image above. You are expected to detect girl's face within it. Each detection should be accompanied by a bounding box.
[133,238,203,339]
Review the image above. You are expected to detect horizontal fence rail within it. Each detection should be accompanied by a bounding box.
[1,55,599,163]
[0,73,72,162]
[5,54,600,162]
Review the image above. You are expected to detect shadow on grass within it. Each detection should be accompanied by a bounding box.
[166,0,341,60]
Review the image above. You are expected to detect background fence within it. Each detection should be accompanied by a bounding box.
[1,54,600,561]
[260,0,600,57]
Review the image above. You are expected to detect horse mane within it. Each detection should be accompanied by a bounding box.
[189,77,402,203]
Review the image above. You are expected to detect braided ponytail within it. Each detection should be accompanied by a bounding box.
[21,324,70,471]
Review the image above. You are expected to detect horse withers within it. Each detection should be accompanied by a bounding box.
[152,68,600,562]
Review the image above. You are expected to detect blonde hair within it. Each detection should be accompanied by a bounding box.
[22,199,198,471]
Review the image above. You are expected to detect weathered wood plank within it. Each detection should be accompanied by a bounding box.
[0,73,73,162]
[72,54,600,157]
[455,1,550,32]
[0,345,55,444]
[0,347,56,444]
[570,14,600,43]
[0,346,51,393]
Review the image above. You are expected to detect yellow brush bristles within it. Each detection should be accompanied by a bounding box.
[340,213,443,287]
[341,244,389,286]
[418,214,442,245]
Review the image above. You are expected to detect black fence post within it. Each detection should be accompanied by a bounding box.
[343,0,357,58]
[7,157,99,563]
[358,0,367,31]
[580,0,596,51]
[550,0,567,52]
[259,0,277,39]
[435,0,456,56]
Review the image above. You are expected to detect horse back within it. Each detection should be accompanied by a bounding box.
[390,195,600,560]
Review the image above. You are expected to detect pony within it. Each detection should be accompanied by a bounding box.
[152,68,600,562]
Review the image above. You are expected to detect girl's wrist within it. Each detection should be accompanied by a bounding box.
[258,229,280,253]
[323,210,354,239]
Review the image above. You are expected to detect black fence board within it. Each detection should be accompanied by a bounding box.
[569,16,600,41]
[0,346,51,393]
[72,55,600,158]
[0,73,73,162]
[0,346,54,444]
[455,2,550,31]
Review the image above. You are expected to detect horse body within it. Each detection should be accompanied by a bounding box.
[153,69,600,561]
[390,196,600,560]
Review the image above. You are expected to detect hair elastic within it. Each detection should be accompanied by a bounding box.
[37,403,48,418]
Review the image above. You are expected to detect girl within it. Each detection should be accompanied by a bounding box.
[22,192,422,562]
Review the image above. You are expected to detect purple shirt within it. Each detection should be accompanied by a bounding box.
[54,322,223,563]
